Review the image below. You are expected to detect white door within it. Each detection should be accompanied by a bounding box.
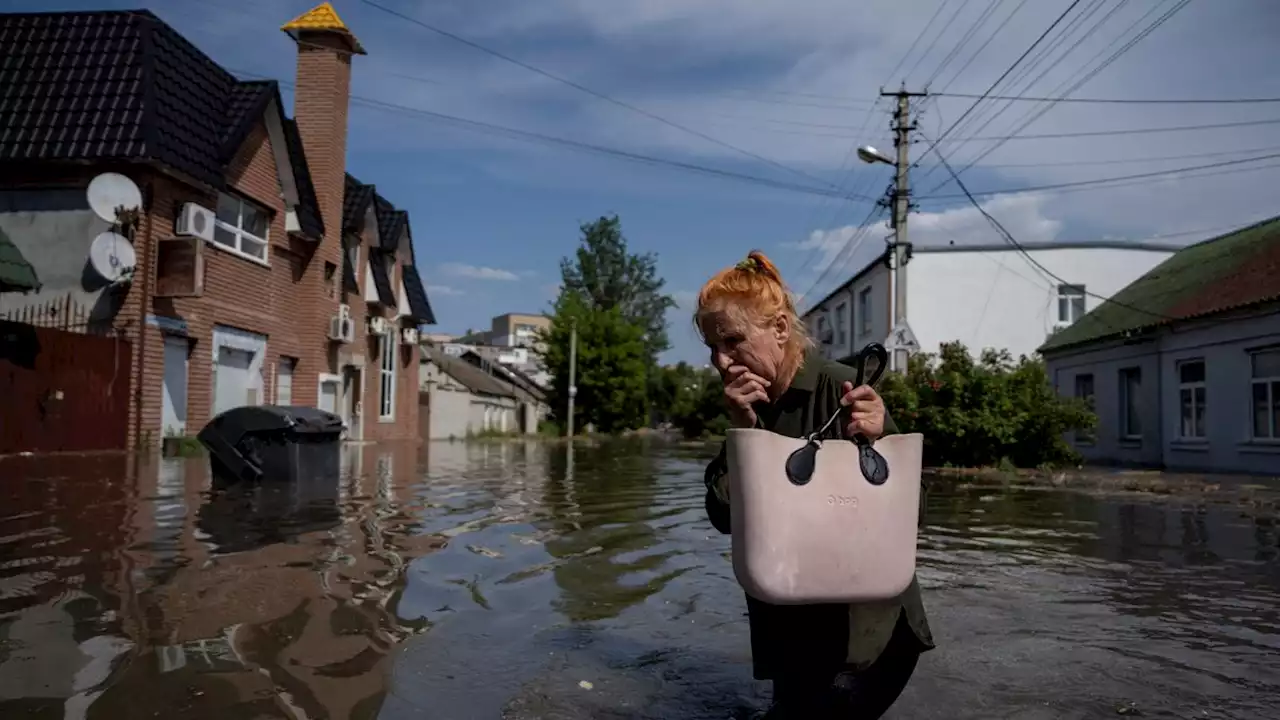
[276,358,295,406]
[161,336,189,435]
[319,380,340,413]
[213,347,254,416]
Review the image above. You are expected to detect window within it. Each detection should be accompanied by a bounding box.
[379,331,396,420]
[1119,367,1142,439]
[1074,373,1095,443]
[1057,284,1086,325]
[1250,348,1280,440]
[1177,359,1206,440]
[817,315,829,344]
[213,193,269,261]
[276,357,296,406]
[835,302,848,346]
[858,287,872,335]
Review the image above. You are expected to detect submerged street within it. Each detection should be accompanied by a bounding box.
[1,439,1277,719]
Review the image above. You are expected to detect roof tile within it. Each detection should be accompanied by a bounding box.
[1040,217,1280,353]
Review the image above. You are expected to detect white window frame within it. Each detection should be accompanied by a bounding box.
[1250,348,1280,441]
[1056,284,1086,326]
[858,287,872,336]
[379,330,396,421]
[213,193,270,264]
[1177,359,1207,440]
[835,301,848,347]
[1119,366,1142,440]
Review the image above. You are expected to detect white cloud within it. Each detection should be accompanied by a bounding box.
[441,262,522,281]
[797,193,1062,303]
[430,285,464,296]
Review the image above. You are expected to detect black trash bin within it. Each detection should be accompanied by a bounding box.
[198,405,344,484]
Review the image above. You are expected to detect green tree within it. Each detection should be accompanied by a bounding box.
[541,291,649,434]
[878,342,1095,468]
[558,215,675,364]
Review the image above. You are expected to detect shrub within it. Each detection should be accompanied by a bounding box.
[878,342,1095,469]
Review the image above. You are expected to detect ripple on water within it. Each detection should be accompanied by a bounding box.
[0,443,1277,719]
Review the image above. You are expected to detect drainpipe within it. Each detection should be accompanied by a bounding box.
[132,183,156,450]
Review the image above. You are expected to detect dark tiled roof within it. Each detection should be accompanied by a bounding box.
[373,195,405,250]
[281,117,324,239]
[367,250,396,306]
[423,345,517,398]
[0,10,323,239]
[1040,217,1280,353]
[0,226,40,292]
[343,174,376,232]
[401,265,436,325]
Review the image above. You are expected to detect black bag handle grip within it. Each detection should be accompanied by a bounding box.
[786,343,893,487]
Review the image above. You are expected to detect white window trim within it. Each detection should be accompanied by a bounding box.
[317,373,343,416]
[1250,349,1280,441]
[379,331,396,422]
[276,357,296,406]
[1056,284,1086,326]
[1176,359,1207,441]
[212,193,271,266]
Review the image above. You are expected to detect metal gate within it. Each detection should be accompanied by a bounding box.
[0,320,133,454]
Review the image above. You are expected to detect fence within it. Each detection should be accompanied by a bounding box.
[0,318,133,454]
[0,293,116,335]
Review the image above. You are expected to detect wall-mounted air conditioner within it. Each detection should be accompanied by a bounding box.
[368,316,388,335]
[401,327,419,345]
[175,202,216,242]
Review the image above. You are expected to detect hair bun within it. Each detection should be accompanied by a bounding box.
[745,250,783,284]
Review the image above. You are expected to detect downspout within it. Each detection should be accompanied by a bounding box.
[132,184,156,450]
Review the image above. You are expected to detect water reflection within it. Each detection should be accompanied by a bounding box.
[0,442,1277,719]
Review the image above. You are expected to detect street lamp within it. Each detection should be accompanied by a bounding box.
[857,145,894,166]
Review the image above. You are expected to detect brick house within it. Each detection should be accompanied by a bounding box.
[0,4,434,450]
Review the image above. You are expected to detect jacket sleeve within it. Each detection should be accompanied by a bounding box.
[704,442,732,534]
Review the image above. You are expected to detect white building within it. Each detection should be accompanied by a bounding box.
[1040,217,1280,475]
[801,240,1179,364]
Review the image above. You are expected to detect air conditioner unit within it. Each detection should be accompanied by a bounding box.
[401,327,419,345]
[329,313,354,343]
[175,202,216,242]
[368,316,388,335]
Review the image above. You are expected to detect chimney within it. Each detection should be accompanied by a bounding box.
[281,2,365,256]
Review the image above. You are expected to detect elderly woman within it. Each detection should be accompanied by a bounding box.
[696,251,934,719]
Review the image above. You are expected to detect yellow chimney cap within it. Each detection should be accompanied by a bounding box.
[281,2,366,55]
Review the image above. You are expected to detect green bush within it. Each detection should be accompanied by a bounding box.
[878,342,1095,469]
[655,363,730,439]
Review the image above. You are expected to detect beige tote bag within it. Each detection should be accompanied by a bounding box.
[725,343,924,605]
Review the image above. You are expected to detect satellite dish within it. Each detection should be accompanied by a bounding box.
[87,172,143,223]
[88,231,137,283]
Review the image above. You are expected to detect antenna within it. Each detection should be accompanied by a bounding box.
[86,172,143,223]
[88,231,138,284]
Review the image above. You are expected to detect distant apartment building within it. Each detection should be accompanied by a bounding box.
[444,312,551,386]
[801,240,1179,366]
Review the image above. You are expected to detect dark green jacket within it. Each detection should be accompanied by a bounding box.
[704,349,934,680]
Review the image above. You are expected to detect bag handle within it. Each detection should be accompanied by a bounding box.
[786,343,891,488]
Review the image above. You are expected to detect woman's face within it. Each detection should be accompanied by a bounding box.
[699,306,790,385]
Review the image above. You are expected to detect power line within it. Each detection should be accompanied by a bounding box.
[358,0,846,194]
[945,143,1280,169]
[917,129,1180,322]
[944,116,1280,142]
[795,204,888,306]
[917,152,1280,200]
[932,0,1087,145]
[229,68,880,204]
[932,91,1280,104]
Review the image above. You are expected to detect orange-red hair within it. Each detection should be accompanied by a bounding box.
[694,250,812,357]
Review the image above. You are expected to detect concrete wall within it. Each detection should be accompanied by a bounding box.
[0,189,121,324]
[908,246,1173,360]
[1046,307,1280,475]
[807,262,891,362]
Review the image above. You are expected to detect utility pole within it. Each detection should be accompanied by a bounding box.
[566,319,578,438]
[879,87,925,373]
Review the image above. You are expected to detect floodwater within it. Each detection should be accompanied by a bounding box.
[1,439,1278,720]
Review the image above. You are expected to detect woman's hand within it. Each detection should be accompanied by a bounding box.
[840,381,885,442]
[724,365,770,428]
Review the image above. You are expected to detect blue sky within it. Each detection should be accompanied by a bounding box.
[16,0,1280,363]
